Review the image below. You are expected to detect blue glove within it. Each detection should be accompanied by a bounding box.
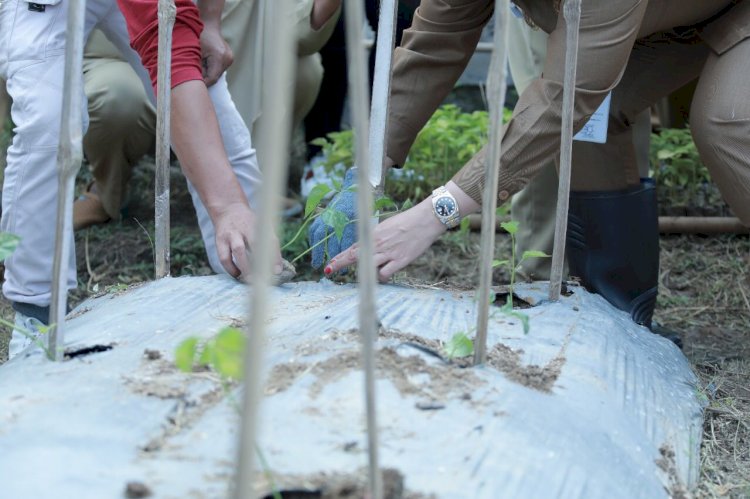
[308,167,358,269]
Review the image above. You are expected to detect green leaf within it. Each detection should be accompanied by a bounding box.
[212,327,246,380]
[401,199,414,211]
[521,250,550,260]
[492,259,509,268]
[310,137,329,147]
[500,220,519,235]
[459,216,471,234]
[304,184,331,217]
[0,233,20,260]
[500,303,530,335]
[322,209,351,242]
[374,196,396,211]
[175,337,199,372]
[443,332,474,359]
[198,341,214,366]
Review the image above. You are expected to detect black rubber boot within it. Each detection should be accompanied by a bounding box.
[566,179,659,328]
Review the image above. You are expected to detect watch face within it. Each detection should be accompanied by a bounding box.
[435,196,457,217]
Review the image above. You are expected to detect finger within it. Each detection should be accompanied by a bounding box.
[217,236,241,278]
[203,57,221,87]
[230,233,250,278]
[327,244,359,273]
[378,259,404,283]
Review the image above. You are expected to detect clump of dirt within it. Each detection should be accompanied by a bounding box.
[486,343,566,393]
[310,346,481,400]
[124,357,192,399]
[656,444,689,499]
[260,468,432,499]
[266,361,311,395]
[124,481,153,498]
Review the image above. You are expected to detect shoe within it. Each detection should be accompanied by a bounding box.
[8,311,46,361]
[73,182,111,230]
[300,153,345,199]
[567,179,659,327]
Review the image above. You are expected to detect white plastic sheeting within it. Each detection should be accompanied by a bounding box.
[0,275,703,498]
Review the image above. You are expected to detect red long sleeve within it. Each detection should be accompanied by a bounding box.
[117,0,204,91]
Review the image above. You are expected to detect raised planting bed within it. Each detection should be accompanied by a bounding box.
[0,276,703,498]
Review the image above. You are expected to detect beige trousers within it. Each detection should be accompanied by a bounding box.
[507,19,652,280]
[82,31,156,220]
[220,0,337,133]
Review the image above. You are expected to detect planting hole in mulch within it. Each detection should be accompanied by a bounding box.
[63,343,114,360]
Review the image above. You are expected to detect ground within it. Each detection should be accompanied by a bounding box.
[0,158,747,498]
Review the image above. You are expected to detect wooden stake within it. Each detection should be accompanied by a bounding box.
[474,0,510,366]
[48,0,86,361]
[368,0,397,192]
[233,1,295,497]
[154,0,176,279]
[549,0,582,302]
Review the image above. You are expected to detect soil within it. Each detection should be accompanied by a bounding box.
[268,328,482,403]
[0,159,747,497]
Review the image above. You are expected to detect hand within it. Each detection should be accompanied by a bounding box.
[310,0,341,30]
[326,198,446,281]
[213,202,282,279]
[200,26,233,86]
[308,167,358,269]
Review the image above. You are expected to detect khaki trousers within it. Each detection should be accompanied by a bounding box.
[507,19,652,280]
[83,32,156,219]
[220,0,335,133]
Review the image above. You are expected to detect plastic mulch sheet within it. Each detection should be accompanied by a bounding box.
[0,275,703,498]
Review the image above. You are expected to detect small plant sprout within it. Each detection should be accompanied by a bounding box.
[174,328,282,499]
[443,331,475,360]
[492,221,550,334]
[175,326,246,381]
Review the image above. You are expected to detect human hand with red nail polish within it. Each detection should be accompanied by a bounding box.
[326,197,446,281]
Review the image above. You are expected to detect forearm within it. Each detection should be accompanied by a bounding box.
[171,80,248,216]
[298,2,341,56]
[197,0,225,31]
[310,0,340,32]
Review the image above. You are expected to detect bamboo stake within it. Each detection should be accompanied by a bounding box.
[233,1,295,497]
[368,0,397,192]
[154,0,176,279]
[1,82,9,171]
[346,1,382,497]
[474,0,510,366]
[48,0,86,361]
[549,0,581,301]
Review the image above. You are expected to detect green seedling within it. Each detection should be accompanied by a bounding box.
[175,328,282,499]
[492,221,550,334]
[443,331,475,360]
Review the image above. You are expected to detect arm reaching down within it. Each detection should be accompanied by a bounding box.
[117,0,282,278]
[326,181,479,281]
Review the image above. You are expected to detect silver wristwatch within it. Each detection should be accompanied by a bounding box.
[431,186,460,229]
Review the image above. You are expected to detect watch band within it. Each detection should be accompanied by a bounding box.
[431,186,461,229]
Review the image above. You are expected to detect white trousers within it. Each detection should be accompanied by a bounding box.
[0,0,262,307]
